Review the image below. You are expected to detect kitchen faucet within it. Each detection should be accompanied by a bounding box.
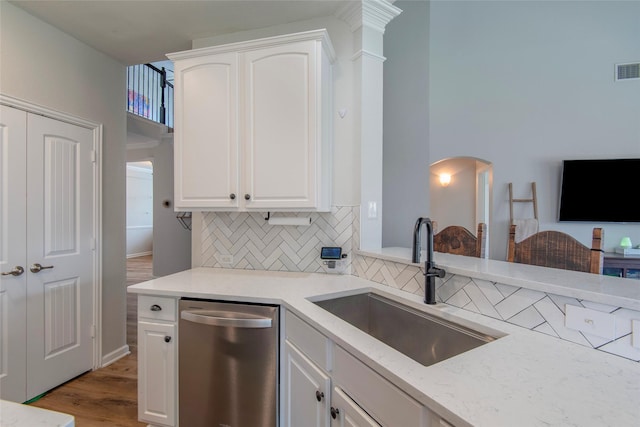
[412,217,446,305]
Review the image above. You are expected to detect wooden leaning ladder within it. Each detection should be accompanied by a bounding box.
[508,182,538,224]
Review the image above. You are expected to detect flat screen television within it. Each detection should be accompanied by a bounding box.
[559,158,640,223]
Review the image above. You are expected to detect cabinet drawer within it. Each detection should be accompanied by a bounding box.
[333,345,427,427]
[285,311,331,372]
[138,296,177,322]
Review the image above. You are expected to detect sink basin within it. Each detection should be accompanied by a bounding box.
[314,292,497,366]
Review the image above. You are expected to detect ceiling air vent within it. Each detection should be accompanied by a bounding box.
[616,62,640,81]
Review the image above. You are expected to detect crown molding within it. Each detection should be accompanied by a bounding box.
[335,0,402,34]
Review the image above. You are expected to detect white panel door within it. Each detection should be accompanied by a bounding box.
[25,114,94,399]
[0,105,28,402]
[243,41,318,209]
[173,52,239,209]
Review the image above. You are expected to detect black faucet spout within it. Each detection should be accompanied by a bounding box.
[412,217,446,304]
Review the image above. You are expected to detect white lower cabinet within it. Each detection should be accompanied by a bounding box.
[284,312,455,427]
[330,387,379,427]
[137,296,177,427]
[284,340,330,427]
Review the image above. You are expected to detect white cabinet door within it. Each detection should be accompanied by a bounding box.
[173,52,239,210]
[284,340,330,427]
[330,387,380,427]
[138,320,176,427]
[242,41,320,210]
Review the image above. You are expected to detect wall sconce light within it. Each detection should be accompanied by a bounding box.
[439,173,451,187]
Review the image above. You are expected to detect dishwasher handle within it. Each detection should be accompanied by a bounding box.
[181,309,273,328]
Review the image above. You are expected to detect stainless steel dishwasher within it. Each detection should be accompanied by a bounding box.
[179,298,279,427]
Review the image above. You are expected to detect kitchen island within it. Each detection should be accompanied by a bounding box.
[128,266,640,427]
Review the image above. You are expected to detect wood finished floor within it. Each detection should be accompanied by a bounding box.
[29,255,152,426]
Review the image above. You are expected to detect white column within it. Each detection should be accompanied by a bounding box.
[337,0,401,250]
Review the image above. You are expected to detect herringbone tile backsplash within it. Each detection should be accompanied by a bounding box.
[201,206,356,274]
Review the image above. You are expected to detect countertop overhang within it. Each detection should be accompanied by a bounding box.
[128,267,640,427]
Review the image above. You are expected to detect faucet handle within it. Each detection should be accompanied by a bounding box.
[426,266,446,278]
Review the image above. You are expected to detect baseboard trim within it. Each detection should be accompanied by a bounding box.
[127,251,152,259]
[101,345,131,368]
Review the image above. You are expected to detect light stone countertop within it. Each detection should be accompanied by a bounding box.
[359,247,640,311]
[0,400,74,427]
[128,267,640,427]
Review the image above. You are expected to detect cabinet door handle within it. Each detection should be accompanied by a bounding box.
[30,263,54,273]
[164,336,172,343]
[2,266,24,276]
[150,304,162,311]
[315,390,324,402]
[230,193,236,200]
[244,193,251,200]
[330,407,340,419]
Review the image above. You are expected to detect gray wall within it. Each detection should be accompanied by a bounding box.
[382,0,430,248]
[0,2,127,359]
[127,138,192,277]
[384,0,640,258]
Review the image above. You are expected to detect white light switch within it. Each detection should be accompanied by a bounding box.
[565,305,616,340]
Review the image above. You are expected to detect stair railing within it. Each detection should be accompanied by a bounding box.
[127,63,174,128]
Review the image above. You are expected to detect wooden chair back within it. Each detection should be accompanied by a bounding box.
[434,223,487,258]
[507,225,604,274]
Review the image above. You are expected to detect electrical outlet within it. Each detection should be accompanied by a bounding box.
[216,254,233,265]
[632,320,640,349]
[565,305,616,340]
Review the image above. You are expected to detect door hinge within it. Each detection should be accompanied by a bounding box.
[90,237,96,250]
[90,324,96,338]
[91,150,97,163]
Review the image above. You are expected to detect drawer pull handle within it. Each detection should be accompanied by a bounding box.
[315,390,324,402]
[330,407,340,419]
[164,336,172,343]
[150,304,162,311]
[230,193,236,200]
[244,193,251,200]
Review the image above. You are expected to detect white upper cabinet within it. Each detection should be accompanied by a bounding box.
[169,30,334,211]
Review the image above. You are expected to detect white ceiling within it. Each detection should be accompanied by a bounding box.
[9,0,349,65]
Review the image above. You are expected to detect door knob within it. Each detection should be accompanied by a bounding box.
[244,194,251,200]
[2,266,25,276]
[164,336,172,343]
[315,390,324,402]
[230,193,236,200]
[30,263,54,273]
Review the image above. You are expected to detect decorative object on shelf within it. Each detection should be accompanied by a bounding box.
[620,236,633,248]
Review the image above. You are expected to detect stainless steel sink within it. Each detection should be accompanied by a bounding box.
[314,292,497,366]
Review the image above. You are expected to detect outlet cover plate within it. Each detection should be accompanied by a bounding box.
[633,320,640,349]
[565,305,616,340]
